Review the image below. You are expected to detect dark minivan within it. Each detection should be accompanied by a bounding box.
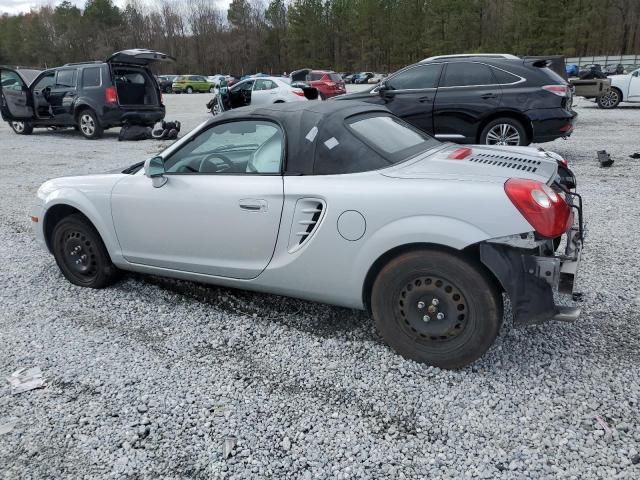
[337,54,576,146]
[0,49,174,139]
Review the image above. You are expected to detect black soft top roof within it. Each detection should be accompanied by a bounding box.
[206,100,391,175]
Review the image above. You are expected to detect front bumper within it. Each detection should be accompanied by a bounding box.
[480,194,584,326]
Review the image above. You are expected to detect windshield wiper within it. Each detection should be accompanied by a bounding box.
[122,161,144,174]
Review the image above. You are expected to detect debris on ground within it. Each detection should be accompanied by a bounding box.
[0,420,18,436]
[5,367,45,394]
[222,436,237,459]
[629,152,640,159]
[597,150,614,167]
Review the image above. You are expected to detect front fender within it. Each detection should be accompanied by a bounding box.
[41,187,120,257]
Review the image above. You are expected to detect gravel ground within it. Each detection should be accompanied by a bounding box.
[1,93,639,479]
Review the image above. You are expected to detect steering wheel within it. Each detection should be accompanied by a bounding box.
[199,153,234,173]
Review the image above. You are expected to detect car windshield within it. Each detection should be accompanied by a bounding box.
[346,113,440,162]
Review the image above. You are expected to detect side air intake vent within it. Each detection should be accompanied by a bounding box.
[288,198,326,253]
[467,152,540,173]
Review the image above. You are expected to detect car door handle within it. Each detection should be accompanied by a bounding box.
[481,93,497,99]
[418,96,431,102]
[239,199,268,212]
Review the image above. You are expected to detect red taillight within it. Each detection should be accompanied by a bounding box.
[292,89,305,97]
[559,123,572,133]
[504,178,573,238]
[105,86,118,104]
[559,157,569,167]
[542,85,569,97]
[448,147,472,160]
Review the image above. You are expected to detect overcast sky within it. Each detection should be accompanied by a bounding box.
[0,0,233,15]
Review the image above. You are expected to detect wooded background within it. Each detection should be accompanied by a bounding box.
[1,0,639,75]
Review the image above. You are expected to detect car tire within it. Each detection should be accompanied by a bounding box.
[371,249,502,369]
[597,88,621,109]
[186,86,194,94]
[209,87,215,93]
[10,121,33,135]
[480,117,528,146]
[51,213,119,289]
[166,87,172,94]
[319,92,326,101]
[77,109,103,139]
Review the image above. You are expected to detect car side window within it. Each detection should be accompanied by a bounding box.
[491,67,521,84]
[232,80,254,91]
[385,64,442,90]
[0,71,24,91]
[254,79,277,90]
[32,73,55,90]
[163,121,284,175]
[55,69,77,88]
[441,62,495,87]
[82,68,101,87]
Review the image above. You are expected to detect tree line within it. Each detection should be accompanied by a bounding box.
[1,0,639,76]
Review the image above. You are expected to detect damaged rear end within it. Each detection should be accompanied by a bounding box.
[479,152,584,326]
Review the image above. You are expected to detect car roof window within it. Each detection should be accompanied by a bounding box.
[441,62,495,87]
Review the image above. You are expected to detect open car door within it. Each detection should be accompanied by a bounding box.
[106,49,176,66]
[0,68,37,121]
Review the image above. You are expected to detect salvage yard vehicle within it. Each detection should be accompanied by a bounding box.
[209,76,316,114]
[289,69,346,99]
[31,101,583,369]
[156,75,178,93]
[338,54,577,146]
[597,67,640,109]
[0,49,173,139]
[172,75,215,94]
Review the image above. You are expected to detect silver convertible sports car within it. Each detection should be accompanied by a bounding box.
[31,101,584,369]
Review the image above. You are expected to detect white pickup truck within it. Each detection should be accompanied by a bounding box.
[597,67,640,108]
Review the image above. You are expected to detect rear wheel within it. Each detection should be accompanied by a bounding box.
[10,121,33,135]
[51,213,119,288]
[480,117,527,146]
[77,110,103,139]
[597,88,621,109]
[371,249,502,369]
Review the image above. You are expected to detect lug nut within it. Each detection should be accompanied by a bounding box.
[423,315,431,323]
[432,298,440,306]
[417,301,425,309]
[436,312,445,320]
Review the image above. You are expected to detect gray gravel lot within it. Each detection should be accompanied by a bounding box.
[1,93,639,479]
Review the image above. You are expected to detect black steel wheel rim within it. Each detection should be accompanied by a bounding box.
[60,229,98,278]
[395,275,469,343]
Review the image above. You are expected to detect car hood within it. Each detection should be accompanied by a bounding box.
[332,91,374,101]
[382,144,559,184]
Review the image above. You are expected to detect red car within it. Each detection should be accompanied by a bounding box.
[290,69,346,99]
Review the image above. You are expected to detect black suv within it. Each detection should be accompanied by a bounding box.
[0,49,174,139]
[337,54,576,146]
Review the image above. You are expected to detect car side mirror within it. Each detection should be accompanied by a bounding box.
[633,71,639,78]
[378,83,395,99]
[144,156,167,188]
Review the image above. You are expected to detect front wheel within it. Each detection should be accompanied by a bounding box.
[597,88,621,109]
[186,86,194,94]
[10,121,33,135]
[52,213,119,288]
[77,110,103,139]
[209,86,216,93]
[371,249,502,369]
[480,117,528,146]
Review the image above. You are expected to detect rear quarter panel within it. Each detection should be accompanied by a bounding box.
[257,172,532,309]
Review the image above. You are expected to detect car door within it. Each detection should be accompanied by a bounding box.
[229,80,254,108]
[628,70,640,100]
[111,119,285,280]
[48,69,78,124]
[433,62,502,142]
[30,71,56,118]
[0,68,35,121]
[252,79,278,105]
[373,63,443,134]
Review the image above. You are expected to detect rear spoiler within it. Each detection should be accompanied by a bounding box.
[523,55,568,81]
